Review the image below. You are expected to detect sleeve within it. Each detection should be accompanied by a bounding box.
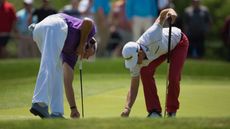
[16,12,20,29]
[9,5,17,22]
[125,0,133,20]
[137,23,163,46]
[150,0,158,18]
[130,66,140,77]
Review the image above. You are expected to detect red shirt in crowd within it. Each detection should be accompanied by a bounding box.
[0,1,17,33]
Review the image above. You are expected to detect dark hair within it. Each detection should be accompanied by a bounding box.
[86,38,96,49]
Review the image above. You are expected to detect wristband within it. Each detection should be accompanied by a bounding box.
[70,106,76,109]
[125,106,131,111]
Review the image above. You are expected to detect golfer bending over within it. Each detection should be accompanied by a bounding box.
[121,8,189,118]
[29,13,97,119]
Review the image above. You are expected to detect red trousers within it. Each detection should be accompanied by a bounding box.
[140,33,189,113]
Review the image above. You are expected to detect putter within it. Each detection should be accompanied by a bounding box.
[79,59,84,118]
[164,17,172,118]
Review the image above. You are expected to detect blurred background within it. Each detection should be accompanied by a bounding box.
[1,0,230,61]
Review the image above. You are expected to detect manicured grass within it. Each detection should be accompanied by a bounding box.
[0,118,230,129]
[0,58,230,128]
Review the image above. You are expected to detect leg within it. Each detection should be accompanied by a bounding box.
[166,34,189,113]
[94,12,110,56]
[196,35,205,58]
[133,16,142,41]
[143,17,153,33]
[0,36,10,58]
[32,26,66,106]
[140,55,166,113]
[31,15,68,117]
[49,57,64,115]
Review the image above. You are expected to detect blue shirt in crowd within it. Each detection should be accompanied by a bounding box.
[125,0,158,20]
[16,9,37,35]
[91,0,111,16]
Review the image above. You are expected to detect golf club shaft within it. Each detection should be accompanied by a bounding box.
[79,60,84,118]
[164,17,172,118]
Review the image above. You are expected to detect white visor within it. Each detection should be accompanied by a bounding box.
[122,42,140,69]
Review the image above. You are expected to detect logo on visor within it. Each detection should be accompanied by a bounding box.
[124,56,133,60]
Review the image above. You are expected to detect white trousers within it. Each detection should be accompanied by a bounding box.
[133,16,153,41]
[32,14,68,115]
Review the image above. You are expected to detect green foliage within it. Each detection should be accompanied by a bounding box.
[8,0,69,10]
[203,0,230,39]
[174,0,230,40]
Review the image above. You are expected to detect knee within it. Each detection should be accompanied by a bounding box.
[169,76,180,85]
[140,68,154,78]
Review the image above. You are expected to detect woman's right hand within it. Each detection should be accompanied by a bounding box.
[121,108,131,117]
[70,108,80,119]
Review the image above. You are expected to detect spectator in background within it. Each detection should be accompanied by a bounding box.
[106,25,122,57]
[32,0,57,23]
[167,0,183,30]
[0,0,17,58]
[107,0,132,57]
[184,0,212,59]
[61,0,81,18]
[158,0,170,12]
[91,0,111,56]
[221,16,230,61]
[16,0,39,58]
[78,0,93,18]
[125,0,158,41]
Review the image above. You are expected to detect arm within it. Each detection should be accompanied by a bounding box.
[11,20,19,36]
[83,37,97,59]
[76,18,93,59]
[9,6,19,39]
[121,76,140,117]
[63,62,80,118]
[155,8,177,26]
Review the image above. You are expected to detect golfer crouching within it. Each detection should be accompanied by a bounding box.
[29,13,97,119]
[121,8,189,118]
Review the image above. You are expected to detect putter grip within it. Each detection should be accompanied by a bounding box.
[79,60,82,70]
[167,17,172,63]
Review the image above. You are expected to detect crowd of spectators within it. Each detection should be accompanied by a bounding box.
[0,0,229,61]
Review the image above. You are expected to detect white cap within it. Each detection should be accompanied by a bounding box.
[122,42,140,69]
[24,0,33,4]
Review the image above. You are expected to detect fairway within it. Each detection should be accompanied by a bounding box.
[0,58,230,129]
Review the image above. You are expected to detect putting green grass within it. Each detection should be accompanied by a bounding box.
[0,58,230,129]
[1,74,229,120]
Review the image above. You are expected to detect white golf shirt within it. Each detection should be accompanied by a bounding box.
[130,23,182,77]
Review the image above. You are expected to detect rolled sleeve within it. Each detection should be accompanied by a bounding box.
[130,66,140,77]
